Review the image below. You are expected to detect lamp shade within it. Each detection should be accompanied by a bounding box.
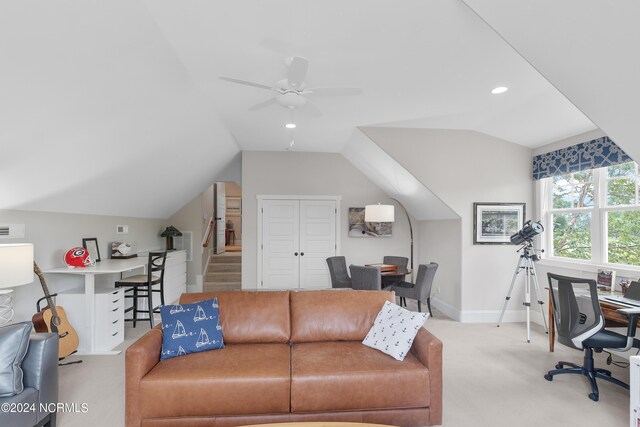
[365,204,395,222]
[0,243,34,288]
[160,226,182,237]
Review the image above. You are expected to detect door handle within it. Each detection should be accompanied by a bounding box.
[300,252,305,256]
[294,252,299,256]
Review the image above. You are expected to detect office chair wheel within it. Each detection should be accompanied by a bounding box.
[544,374,553,381]
[555,363,563,369]
[588,393,599,402]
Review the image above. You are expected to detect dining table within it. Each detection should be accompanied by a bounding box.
[365,263,411,286]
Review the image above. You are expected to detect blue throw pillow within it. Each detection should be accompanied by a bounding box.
[159,297,224,360]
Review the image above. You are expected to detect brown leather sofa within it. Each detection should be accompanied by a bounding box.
[126,290,442,427]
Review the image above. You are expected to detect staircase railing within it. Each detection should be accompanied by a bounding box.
[202,217,216,248]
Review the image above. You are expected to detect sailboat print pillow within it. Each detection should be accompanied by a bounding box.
[159,297,224,360]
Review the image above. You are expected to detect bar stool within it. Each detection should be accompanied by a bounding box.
[115,251,167,328]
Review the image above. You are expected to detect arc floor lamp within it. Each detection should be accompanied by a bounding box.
[365,199,414,279]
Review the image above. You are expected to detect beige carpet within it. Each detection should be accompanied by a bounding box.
[56,304,631,427]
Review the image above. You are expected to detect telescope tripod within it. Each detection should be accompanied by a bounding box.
[497,244,548,342]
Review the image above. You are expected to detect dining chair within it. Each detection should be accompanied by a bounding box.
[392,263,438,314]
[115,251,167,328]
[326,256,352,288]
[382,255,410,292]
[383,256,409,270]
[349,265,382,290]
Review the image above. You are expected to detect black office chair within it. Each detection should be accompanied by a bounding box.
[326,256,352,288]
[392,263,438,314]
[545,273,640,401]
[115,251,167,328]
[349,265,382,290]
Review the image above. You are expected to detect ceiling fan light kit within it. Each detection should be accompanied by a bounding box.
[219,56,363,113]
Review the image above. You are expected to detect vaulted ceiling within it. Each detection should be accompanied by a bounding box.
[3,0,636,219]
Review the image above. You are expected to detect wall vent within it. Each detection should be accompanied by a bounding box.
[0,224,26,239]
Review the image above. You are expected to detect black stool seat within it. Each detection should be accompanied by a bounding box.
[115,251,167,328]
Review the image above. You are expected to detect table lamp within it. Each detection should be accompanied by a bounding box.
[0,243,34,325]
[160,226,182,251]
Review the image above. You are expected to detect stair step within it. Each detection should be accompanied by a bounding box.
[206,272,241,283]
[209,263,241,273]
[203,282,241,292]
[211,255,241,264]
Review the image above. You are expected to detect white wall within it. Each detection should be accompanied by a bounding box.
[167,189,211,292]
[532,128,606,156]
[364,127,534,322]
[241,151,414,290]
[418,219,462,319]
[0,209,164,322]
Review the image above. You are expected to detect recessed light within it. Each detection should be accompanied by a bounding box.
[285,123,296,129]
[491,86,508,94]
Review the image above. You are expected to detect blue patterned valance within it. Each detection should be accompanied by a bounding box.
[532,136,631,180]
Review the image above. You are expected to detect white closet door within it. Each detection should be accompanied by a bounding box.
[299,200,336,289]
[261,199,300,290]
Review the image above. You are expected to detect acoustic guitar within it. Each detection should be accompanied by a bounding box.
[32,262,79,359]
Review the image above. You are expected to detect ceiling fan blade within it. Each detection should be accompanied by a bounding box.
[287,57,308,89]
[305,87,364,96]
[219,77,273,91]
[298,102,323,118]
[249,98,277,111]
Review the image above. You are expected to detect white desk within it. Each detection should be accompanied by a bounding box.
[45,258,146,355]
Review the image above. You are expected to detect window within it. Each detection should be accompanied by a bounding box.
[543,161,640,267]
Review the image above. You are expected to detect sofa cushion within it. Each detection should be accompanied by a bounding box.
[180,291,290,343]
[291,341,430,413]
[140,343,291,418]
[363,300,428,361]
[159,297,224,360]
[0,386,38,426]
[0,322,32,397]
[290,290,394,343]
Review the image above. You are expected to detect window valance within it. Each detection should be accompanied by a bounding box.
[532,136,631,180]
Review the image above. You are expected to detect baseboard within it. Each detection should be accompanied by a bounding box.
[431,298,460,321]
[415,296,549,326]
[459,308,546,325]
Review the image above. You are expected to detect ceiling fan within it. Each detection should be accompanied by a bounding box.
[219,57,363,115]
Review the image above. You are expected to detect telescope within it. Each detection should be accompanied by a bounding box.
[510,220,544,245]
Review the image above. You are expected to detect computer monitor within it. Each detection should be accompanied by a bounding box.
[624,281,640,301]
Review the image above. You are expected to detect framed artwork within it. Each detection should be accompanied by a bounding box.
[82,237,101,262]
[348,207,392,238]
[473,203,525,245]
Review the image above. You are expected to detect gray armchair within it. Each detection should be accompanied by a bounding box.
[382,256,409,270]
[326,256,352,288]
[393,263,438,314]
[0,333,59,427]
[349,265,382,290]
[382,256,409,288]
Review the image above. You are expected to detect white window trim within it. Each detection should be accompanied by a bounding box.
[537,163,640,275]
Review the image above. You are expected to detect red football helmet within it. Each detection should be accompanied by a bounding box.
[65,247,93,268]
